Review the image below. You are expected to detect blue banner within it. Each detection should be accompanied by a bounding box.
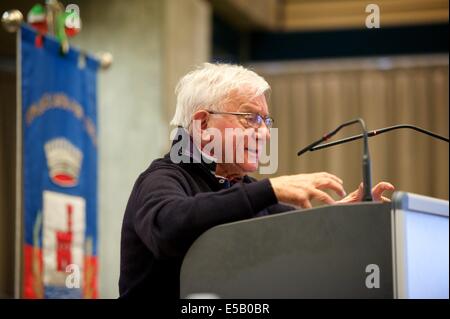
[21,24,99,298]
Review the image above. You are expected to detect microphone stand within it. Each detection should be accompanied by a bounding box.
[297,118,373,201]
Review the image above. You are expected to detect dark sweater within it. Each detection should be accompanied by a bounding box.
[119,133,293,299]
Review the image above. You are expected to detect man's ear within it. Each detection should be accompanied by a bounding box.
[192,110,209,130]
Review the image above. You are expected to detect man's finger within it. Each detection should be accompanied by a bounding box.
[301,199,312,209]
[372,181,395,192]
[352,183,364,200]
[372,182,395,199]
[316,178,347,198]
[357,183,364,196]
[320,172,344,185]
[310,189,336,205]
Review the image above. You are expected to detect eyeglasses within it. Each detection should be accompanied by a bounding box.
[208,111,274,129]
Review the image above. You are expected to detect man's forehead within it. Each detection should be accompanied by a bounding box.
[240,95,268,113]
[238,102,262,112]
[225,91,269,113]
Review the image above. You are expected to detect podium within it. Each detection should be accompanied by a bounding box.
[180,192,449,299]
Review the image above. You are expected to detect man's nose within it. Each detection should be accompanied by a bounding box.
[255,125,270,141]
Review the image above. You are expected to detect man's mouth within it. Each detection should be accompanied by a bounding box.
[245,148,259,156]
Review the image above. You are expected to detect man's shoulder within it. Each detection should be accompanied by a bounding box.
[137,152,207,185]
[243,175,258,184]
[128,155,189,200]
[139,153,184,180]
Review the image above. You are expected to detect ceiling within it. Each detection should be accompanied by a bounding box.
[211,0,449,31]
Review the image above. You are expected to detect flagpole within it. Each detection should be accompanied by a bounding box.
[1,8,24,299]
[15,24,23,300]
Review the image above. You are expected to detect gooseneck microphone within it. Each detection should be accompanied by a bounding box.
[308,124,449,152]
[297,118,373,202]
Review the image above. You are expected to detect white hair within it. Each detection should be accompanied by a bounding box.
[170,63,270,129]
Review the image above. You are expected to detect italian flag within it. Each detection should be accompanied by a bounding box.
[27,4,47,34]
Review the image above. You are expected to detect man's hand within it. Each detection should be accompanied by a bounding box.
[270,172,347,209]
[338,182,395,203]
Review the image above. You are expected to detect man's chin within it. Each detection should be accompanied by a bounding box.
[238,162,259,174]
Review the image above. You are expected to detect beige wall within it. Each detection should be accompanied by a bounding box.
[163,0,211,127]
[72,0,211,298]
[72,0,167,299]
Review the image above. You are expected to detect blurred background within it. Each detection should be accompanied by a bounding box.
[0,0,448,298]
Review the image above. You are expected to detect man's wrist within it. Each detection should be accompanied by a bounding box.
[269,177,282,202]
[244,179,279,213]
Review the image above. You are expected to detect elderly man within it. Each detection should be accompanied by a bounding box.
[119,63,394,299]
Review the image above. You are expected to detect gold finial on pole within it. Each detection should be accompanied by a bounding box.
[2,10,23,33]
[97,52,113,70]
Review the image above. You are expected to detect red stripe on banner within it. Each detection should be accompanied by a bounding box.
[23,244,44,299]
[83,255,98,299]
